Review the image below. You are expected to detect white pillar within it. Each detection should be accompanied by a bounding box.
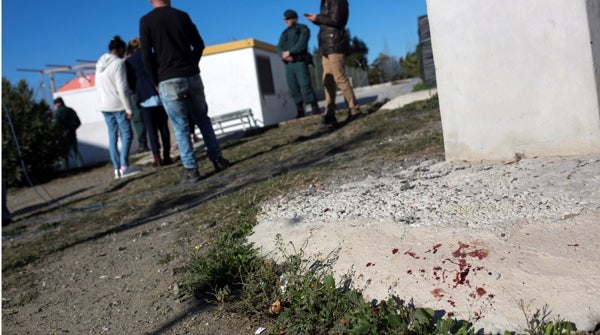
[427,0,600,161]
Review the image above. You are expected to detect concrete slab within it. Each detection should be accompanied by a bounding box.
[380,88,438,110]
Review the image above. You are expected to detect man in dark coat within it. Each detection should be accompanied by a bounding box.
[140,0,230,184]
[53,97,83,169]
[306,0,362,126]
[277,9,321,118]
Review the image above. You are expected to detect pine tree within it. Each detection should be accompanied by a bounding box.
[2,77,62,186]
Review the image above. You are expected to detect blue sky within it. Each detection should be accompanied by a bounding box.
[2,0,427,99]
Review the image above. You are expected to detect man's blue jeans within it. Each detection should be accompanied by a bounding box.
[158,75,221,169]
[102,111,133,170]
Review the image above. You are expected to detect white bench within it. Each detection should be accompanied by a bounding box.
[210,108,257,135]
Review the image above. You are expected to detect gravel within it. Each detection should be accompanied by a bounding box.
[258,155,600,232]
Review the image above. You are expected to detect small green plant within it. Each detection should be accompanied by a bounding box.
[266,235,475,335]
[521,302,575,335]
[182,206,260,300]
[412,81,435,92]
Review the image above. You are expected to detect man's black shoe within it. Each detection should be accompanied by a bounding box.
[311,102,321,115]
[344,111,364,123]
[181,167,201,184]
[320,115,338,127]
[211,156,230,173]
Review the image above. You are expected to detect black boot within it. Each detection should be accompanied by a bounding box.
[211,156,231,173]
[311,101,321,115]
[181,167,201,184]
[296,103,305,119]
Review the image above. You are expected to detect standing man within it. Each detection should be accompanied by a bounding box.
[277,9,321,119]
[53,97,83,169]
[140,0,230,184]
[305,0,362,127]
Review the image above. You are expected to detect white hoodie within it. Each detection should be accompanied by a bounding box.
[95,53,133,114]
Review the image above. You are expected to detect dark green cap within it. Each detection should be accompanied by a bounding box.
[284,9,298,20]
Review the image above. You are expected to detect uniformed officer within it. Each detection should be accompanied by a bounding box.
[277,9,321,118]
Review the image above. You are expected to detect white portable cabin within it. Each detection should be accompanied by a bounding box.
[53,76,109,166]
[53,38,296,166]
[201,38,296,129]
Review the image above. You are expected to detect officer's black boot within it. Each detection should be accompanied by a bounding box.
[310,101,321,115]
[296,103,305,119]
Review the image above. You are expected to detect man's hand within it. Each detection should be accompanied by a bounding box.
[304,13,317,22]
[281,51,294,62]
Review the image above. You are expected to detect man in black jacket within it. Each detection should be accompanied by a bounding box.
[53,97,83,169]
[140,0,229,184]
[306,0,361,127]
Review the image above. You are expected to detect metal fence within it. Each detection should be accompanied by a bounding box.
[418,15,437,86]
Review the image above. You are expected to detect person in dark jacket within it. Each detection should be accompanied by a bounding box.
[53,97,83,169]
[277,9,321,118]
[126,37,172,167]
[140,0,230,184]
[306,0,362,127]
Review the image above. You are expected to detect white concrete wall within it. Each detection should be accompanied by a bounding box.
[588,0,600,109]
[427,0,600,161]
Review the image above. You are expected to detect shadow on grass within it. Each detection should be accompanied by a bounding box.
[144,299,212,335]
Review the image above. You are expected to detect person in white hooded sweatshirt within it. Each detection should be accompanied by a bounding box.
[96,36,140,179]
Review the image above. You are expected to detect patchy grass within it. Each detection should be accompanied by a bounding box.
[2,96,446,328]
[5,95,588,334]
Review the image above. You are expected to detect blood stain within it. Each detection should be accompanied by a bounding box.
[452,242,489,260]
[453,267,471,287]
[452,242,470,258]
[404,250,420,259]
[468,249,489,260]
[431,288,445,299]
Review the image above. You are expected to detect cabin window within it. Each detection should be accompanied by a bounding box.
[256,56,275,95]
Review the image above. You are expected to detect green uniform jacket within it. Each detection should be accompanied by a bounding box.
[277,23,311,62]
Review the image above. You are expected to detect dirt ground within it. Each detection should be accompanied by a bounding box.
[3,100,599,334]
[2,163,266,335]
[5,155,599,334]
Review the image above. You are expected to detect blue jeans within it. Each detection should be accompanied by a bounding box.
[158,75,221,169]
[102,111,133,170]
